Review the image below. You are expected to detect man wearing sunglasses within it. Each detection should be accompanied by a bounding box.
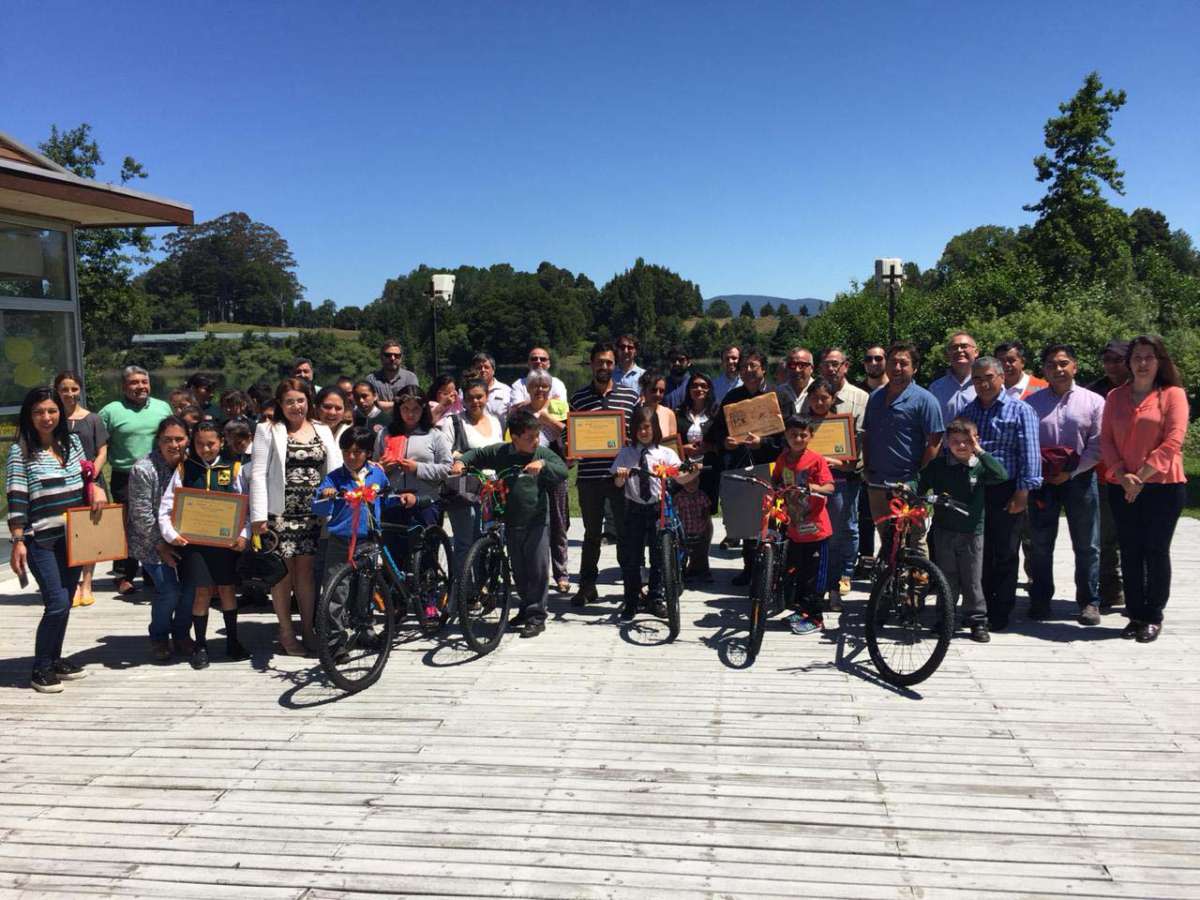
[365,339,418,413]
[860,346,888,392]
[775,347,815,415]
[510,346,568,406]
[928,332,979,421]
[614,335,645,391]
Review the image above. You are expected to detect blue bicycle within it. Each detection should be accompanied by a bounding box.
[625,461,694,642]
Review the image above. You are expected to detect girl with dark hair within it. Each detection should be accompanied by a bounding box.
[315,386,350,444]
[6,387,107,692]
[1100,335,1188,643]
[54,370,108,607]
[427,374,463,442]
[636,369,678,439]
[128,416,192,661]
[444,379,504,572]
[159,421,250,668]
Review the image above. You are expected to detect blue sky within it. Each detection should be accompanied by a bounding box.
[6,1,1199,307]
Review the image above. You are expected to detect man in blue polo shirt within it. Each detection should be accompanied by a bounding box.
[863,341,944,558]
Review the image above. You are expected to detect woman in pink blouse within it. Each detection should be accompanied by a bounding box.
[1099,335,1188,643]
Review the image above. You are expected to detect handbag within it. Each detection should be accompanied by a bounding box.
[235,528,287,593]
[1040,446,1080,478]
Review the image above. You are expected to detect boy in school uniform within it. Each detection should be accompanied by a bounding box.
[450,409,568,638]
[917,417,1009,643]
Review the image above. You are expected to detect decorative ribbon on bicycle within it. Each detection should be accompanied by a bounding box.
[479,477,510,520]
[874,497,927,568]
[651,462,680,522]
[344,483,381,566]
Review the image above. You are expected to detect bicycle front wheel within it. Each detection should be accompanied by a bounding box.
[412,526,455,632]
[316,559,395,693]
[865,553,954,686]
[746,541,777,664]
[659,529,682,642]
[457,536,512,655]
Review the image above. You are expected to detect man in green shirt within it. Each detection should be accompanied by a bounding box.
[451,409,568,638]
[917,417,1008,643]
[99,365,172,594]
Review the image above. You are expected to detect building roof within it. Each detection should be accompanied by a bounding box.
[0,130,193,228]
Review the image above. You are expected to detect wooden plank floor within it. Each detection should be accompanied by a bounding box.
[2,517,1199,899]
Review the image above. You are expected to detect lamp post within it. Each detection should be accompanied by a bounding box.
[874,258,904,345]
[429,273,456,377]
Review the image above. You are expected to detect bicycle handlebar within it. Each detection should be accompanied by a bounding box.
[724,470,812,496]
[867,481,969,516]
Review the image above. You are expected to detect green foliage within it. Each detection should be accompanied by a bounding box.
[769,307,804,355]
[738,301,755,318]
[707,298,732,318]
[594,258,702,344]
[759,302,775,317]
[687,318,721,358]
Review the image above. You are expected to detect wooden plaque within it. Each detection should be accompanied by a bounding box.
[567,411,626,459]
[807,413,859,462]
[170,488,248,548]
[66,504,128,567]
[723,391,785,440]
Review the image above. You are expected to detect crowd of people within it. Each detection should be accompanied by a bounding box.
[5,331,1188,693]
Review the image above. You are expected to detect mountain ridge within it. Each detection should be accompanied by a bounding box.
[706,294,830,316]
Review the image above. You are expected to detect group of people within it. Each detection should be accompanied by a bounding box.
[5,330,1187,693]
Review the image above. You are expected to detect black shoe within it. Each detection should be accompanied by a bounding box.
[651,599,669,619]
[1077,603,1102,626]
[190,647,210,670]
[1028,603,1051,621]
[31,668,63,693]
[731,570,751,587]
[226,640,250,661]
[619,602,636,622]
[989,617,1009,632]
[719,537,741,551]
[1121,620,1140,639]
[970,623,991,643]
[519,620,545,639]
[51,659,87,680]
[509,609,529,628]
[1136,623,1161,643]
[571,584,598,608]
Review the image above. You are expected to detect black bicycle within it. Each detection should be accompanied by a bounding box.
[315,487,453,693]
[865,481,967,686]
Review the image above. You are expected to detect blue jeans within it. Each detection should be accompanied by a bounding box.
[25,536,80,671]
[1028,472,1100,608]
[144,562,193,642]
[827,476,861,582]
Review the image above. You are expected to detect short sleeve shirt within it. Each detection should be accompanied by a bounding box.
[863,382,944,483]
[773,449,833,542]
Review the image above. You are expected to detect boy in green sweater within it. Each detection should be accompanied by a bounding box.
[450,409,568,638]
[918,417,1008,643]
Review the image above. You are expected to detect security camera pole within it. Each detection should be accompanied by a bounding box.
[874,258,904,345]
[429,273,456,377]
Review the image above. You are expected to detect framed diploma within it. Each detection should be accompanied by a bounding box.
[567,411,627,459]
[66,504,128,567]
[723,391,785,440]
[171,488,248,548]
[807,413,858,462]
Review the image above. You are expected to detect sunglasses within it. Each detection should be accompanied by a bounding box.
[382,352,402,358]
[864,355,884,362]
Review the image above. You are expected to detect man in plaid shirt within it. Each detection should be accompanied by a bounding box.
[962,356,1043,631]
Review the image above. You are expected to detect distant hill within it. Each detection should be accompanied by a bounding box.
[706,295,830,317]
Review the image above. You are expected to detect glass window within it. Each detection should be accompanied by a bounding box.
[0,223,70,301]
[0,309,77,408]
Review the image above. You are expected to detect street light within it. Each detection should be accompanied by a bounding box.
[428,273,455,378]
[874,258,904,345]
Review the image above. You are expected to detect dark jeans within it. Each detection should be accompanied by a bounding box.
[144,561,192,642]
[25,536,80,671]
[577,478,626,587]
[618,502,661,602]
[785,538,828,619]
[1098,486,1123,602]
[1108,482,1185,625]
[381,502,440,574]
[1028,472,1100,609]
[983,480,1022,624]
[548,480,569,582]
[858,481,875,560]
[108,469,139,581]
[507,520,550,624]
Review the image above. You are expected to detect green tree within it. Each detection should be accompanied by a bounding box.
[594,258,703,343]
[759,302,775,317]
[769,307,803,355]
[707,298,732,318]
[39,124,154,353]
[738,301,755,318]
[1023,72,1133,285]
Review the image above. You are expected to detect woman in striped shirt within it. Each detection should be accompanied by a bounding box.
[6,387,107,693]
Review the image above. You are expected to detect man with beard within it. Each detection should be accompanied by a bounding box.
[663,347,693,410]
[861,345,889,392]
[569,342,641,607]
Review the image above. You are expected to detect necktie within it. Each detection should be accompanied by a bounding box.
[638,447,651,501]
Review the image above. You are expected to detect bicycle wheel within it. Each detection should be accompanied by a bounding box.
[746,540,777,664]
[411,526,455,632]
[457,536,512,655]
[865,553,954,686]
[315,558,395,693]
[659,529,682,642]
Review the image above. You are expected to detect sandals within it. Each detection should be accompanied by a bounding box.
[115,579,137,596]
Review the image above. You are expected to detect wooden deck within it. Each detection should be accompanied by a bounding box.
[2,518,1199,899]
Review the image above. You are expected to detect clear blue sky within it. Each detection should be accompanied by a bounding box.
[6,1,1199,307]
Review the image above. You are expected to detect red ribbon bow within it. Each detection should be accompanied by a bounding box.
[873,498,928,568]
[480,479,509,521]
[80,460,96,504]
[344,483,380,565]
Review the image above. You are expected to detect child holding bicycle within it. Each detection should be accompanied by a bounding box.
[450,409,568,639]
[158,421,250,669]
[612,407,698,622]
[773,415,835,635]
[917,417,1008,643]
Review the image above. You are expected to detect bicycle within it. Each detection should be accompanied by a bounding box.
[314,485,453,693]
[622,460,698,642]
[453,467,529,655]
[723,470,814,664]
[864,481,967,686]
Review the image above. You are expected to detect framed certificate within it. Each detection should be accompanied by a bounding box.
[66,504,127,567]
[808,413,858,462]
[567,411,626,459]
[171,488,248,548]
[723,391,785,440]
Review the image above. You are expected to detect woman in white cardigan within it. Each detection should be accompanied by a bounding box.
[250,378,342,655]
